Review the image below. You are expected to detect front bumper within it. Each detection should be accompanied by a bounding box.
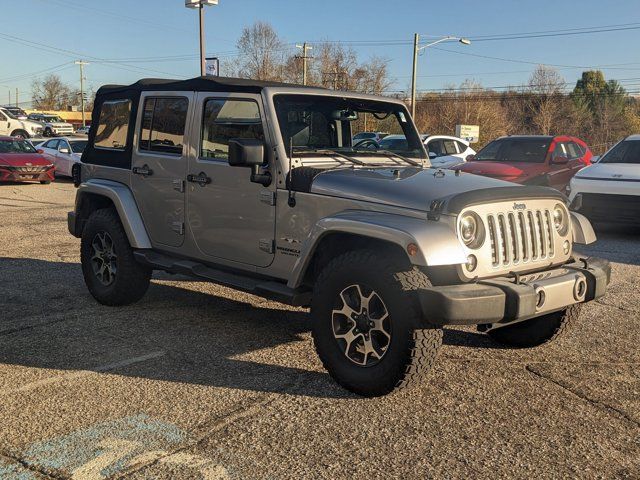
[420,257,610,326]
[0,167,55,183]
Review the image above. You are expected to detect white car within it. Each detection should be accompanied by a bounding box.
[28,113,75,137]
[0,107,44,139]
[36,137,87,177]
[422,134,476,169]
[76,125,91,135]
[375,134,475,169]
[568,135,640,225]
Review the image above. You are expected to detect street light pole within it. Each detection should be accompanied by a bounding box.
[410,34,471,119]
[199,4,206,76]
[186,0,219,77]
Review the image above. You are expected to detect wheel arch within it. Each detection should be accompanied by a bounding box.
[72,179,151,248]
[288,211,467,289]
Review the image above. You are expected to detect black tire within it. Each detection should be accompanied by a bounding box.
[487,305,581,348]
[39,180,51,185]
[311,249,443,397]
[44,127,52,137]
[10,130,29,139]
[81,208,151,306]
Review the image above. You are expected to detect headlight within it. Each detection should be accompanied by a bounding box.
[459,212,485,248]
[553,204,569,236]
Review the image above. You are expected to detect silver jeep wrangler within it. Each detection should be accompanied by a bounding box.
[69,77,610,396]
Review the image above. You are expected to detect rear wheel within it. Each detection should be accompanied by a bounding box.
[487,305,581,348]
[10,130,28,139]
[39,180,51,185]
[311,249,442,397]
[81,208,151,306]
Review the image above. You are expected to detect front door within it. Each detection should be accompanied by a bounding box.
[186,92,275,268]
[548,138,574,190]
[131,93,193,248]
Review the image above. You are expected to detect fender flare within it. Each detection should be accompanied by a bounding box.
[288,210,467,289]
[75,179,151,249]
[571,211,596,245]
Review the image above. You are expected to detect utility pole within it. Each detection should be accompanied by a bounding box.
[15,88,18,107]
[199,4,206,76]
[410,33,419,119]
[75,60,90,127]
[295,43,313,85]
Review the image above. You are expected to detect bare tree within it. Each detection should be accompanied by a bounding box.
[31,74,74,110]
[235,22,286,81]
[525,65,566,135]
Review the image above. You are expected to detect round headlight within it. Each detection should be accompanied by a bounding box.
[553,204,569,236]
[459,212,485,248]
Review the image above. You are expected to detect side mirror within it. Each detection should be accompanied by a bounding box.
[36,149,44,154]
[552,155,569,165]
[59,147,71,154]
[428,152,437,159]
[466,154,476,162]
[228,138,271,187]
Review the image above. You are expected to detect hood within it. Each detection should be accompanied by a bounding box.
[310,167,524,212]
[575,162,640,182]
[456,161,540,178]
[0,153,51,167]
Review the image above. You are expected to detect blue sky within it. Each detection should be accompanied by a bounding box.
[1,0,639,105]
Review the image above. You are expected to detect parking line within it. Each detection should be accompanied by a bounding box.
[0,351,165,397]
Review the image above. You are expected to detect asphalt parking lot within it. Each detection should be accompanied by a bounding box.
[0,181,638,479]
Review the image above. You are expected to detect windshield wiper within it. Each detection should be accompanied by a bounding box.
[292,147,366,166]
[353,148,422,167]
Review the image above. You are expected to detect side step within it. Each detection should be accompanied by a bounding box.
[133,250,312,307]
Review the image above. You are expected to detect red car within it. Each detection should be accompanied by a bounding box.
[0,136,55,184]
[454,135,592,191]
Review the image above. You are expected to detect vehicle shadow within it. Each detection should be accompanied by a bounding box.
[0,258,501,399]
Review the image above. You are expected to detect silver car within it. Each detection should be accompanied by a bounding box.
[68,77,610,396]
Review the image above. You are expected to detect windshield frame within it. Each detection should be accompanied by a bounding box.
[267,90,426,165]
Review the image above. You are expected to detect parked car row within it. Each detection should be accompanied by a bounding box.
[0,106,90,139]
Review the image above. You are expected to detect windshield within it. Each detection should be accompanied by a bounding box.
[273,94,425,159]
[70,140,88,154]
[599,140,640,164]
[379,136,408,150]
[475,138,551,163]
[3,109,26,119]
[44,116,64,123]
[0,139,37,154]
[353,132,376,140]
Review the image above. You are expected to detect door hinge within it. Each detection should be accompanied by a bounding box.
[171,222,185,235]
[172,179,185,193]
[259,190,276,206]
[259,238,275,254]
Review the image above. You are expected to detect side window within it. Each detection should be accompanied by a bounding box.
[0,112,6,121]
[442,139,458,155]
[456,141,468,154]
[567,142,583,159]
[47,140,60,149]
[201,98,264,160]
[427,140,442,157]
[94,99,132,150]
[552,142,569,160]
[139,97,189,155]
[59,140,70,151]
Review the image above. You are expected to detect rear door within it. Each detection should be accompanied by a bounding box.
[131,92,193,248]
[186,92,276,267]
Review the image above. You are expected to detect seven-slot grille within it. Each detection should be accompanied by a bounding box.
[486,209,555,267]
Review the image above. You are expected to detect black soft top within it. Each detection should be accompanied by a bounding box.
[96,76,307,96]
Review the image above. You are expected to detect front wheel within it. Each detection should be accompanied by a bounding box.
[81,208,151,306]
[311,249,443,397]
[10,130,28,140]
[487,305,581,348]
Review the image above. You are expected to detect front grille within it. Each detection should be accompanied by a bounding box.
[9,166,50,173]
[487,208,555,268]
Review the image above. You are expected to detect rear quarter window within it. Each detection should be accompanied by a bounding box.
[94,99,132,150]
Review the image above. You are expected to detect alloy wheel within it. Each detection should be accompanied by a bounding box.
[90,231,117,286]
[331,284,392,366]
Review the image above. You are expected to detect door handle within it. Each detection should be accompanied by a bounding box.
[132,164,153,177]
[187,172,211,187]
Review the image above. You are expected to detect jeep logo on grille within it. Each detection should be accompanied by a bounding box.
[513,202,527,210]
